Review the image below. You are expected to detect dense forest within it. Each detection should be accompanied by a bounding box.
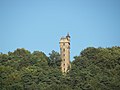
[0,46,120,90]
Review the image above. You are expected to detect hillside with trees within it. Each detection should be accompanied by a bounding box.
[0,46,120,90]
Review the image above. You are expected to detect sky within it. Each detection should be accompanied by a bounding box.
[0,0,120,60]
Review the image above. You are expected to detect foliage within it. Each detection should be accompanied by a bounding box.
[69,46,120,90]
[48,50,62,69]
[0,47,120,90]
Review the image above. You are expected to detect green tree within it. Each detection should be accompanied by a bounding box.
[48,50,61,69]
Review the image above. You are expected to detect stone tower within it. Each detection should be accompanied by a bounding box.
[59,33,71,73]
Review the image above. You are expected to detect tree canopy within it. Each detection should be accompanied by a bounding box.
[0,46,120,90]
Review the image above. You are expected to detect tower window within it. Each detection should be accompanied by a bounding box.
[67,46,70,49]
[63,54,65,56]
[63,48,65,52]
[63,43,65,45]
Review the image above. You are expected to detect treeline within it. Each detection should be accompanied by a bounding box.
[0,46,120,90]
